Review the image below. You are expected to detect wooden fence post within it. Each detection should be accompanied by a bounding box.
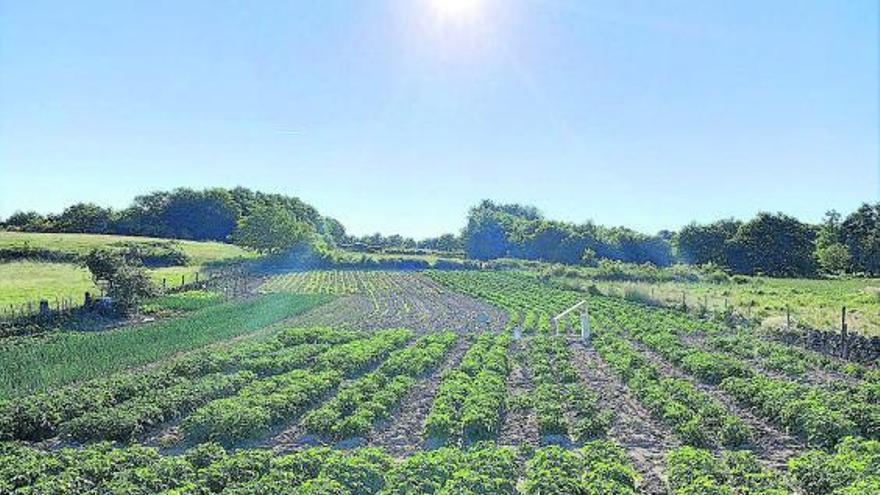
[786,305,791,329]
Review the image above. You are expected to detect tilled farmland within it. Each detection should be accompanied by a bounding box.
[0,270,878,494]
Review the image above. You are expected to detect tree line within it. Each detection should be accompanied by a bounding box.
[343,233,463,253]
[4,190,878,277]
[1,187,347,252]
[462,200,880,277]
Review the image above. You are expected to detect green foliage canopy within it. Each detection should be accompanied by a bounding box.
[231,205,313,254]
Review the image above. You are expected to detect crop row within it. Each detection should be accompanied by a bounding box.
[0,326,407,443]
[787,436,880,494]
[597,294,880,449]
[62,342,339,443]
[181,328,414,445]
[425,332,510,444]
[525,335,610,442]
[592,325,751,448]
[0,439,639,495]
[427,271,580,317]
[0,293,333,399]
[303,331,458,441]
[261,270,373,295]
[665,446,788,495]
[431,271,752,449]
[261,270,429,298]
[666,437,880,495]
[706,332,880,395]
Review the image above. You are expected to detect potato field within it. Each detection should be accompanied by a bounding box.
[1,270,878,494]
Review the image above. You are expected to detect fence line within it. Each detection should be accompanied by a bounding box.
[594,282,868,337]
[0,271,213,322]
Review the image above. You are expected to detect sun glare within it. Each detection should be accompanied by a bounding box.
[429,0,483,23]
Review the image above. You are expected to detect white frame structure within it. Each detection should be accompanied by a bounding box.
[553,299,591,340]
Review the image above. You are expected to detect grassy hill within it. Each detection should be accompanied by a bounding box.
[0,231,254,309]
[0,231,251,265]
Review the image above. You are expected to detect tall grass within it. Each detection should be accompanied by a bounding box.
[0,293,331,398]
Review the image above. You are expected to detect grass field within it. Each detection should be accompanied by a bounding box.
[552,274,880,336]
[0,261,98,309]
[0,293,331,398]
[0,231,253,265]
[0,232,256,309]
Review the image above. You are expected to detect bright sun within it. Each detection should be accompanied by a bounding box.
[428,0,483,22]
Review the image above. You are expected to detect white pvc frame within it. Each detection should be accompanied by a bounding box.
[552,299,591,340]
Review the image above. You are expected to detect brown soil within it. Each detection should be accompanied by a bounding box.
[626,337,803,469]
[570,340,678,495]
[498,338,540,449]
[285,273,507,335]
[366,336,474,457]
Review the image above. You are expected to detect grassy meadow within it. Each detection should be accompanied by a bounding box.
[0,231,256,308]
[0,231,253,265]
[584,277,880,336]
[0,262,98,309]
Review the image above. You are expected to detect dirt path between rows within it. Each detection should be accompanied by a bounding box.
[626,337,803,469]
[569,340,677,495]
[366,336,474,457]
[498,338,540,450]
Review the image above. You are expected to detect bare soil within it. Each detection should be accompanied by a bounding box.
[570,340,678,495]
[366,336,474,457]
[284,273,507,335]
[626,337,803,469]
[498,339,540,449]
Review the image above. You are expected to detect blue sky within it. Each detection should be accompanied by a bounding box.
[1,0,877,238]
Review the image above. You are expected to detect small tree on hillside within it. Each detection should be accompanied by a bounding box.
[231,205,313,254]
[82,248,156,315]
[816,243,850,275]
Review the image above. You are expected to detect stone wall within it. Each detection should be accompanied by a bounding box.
[775,327,880,364]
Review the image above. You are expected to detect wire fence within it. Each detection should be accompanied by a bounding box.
[592,282,880,363]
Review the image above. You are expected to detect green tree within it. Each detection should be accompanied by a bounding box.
[841,203,880,275]
[462,201,511,260]
[321,217,347,246]
[55,202,114,233]
[727,212,816,277]
[816,243,850,274]
[82,248,156,315]
[232,205,313,254]
[673,220,741,266]
[2,211,48,231]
